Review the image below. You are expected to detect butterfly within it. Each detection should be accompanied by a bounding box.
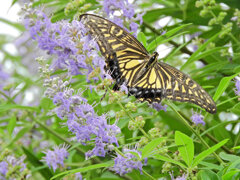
[79,14,216,114]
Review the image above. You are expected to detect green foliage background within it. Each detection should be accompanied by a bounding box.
[0,0,240,179]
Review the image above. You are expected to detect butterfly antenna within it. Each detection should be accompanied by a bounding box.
[154,32,158,51]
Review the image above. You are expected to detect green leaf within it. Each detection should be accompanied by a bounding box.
[199,161,223,170]
[232,146,240,150]
[7,126,32,147]
[231,102,240,114]
[187,47,228,63]
[0,104,39,112]
[147,31,188,51]
[181,32,221,70]
[226,159,240,172]
[219,152,240,162]
[141,137,167,158]
[175,131,194,167]
[213,74,238,101]
[137,32,147,47]
[234,65,240,73]
[222,169,240,180]
[50,162,113,180]
[192,139,228,167]
[0,17,25,31]
[164,41,189,62]
[22,147,53,179]
[11,0,18,6]
[40,97,54,111]
[153,154,187,168]
[147,23,191,51]
[7,116,16,136]
[198,170,220,180]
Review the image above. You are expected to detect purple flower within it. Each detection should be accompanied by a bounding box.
[191,111,205,126]
[135,12,145,24]
[0,161,8,176]
[7,155,27,172]
[112,17,124,28]
[43,145,69,172]
[111,149,146,176]
[101,0,125,16]
[70,112,120,159]
[75,172,82,180]
[0,65,9,80]
[40,68,121,160]
[122,4,135,19]
[29,9,121,161]
[101,0,136,30]
[0,155,30,179]
[120,83,128,94]
[130,22,139,36]
[152,102,168,112]
[49,83,120,159]
[0,65,10,91]
[24,10,107,80]
[170,172,187,180]
[235,78,240,96]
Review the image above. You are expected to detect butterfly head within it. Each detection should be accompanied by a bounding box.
[150,51,159,63]
[152,52,159,61]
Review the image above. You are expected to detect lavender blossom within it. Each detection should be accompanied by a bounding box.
[0,65,9,81]
[120,83,128,94]
[135,12,145,24]
[37,58,121,160]
[0,65,10,91]
[191,111,205,126]
[24,9,107,81]
[75,172,82,180]
[152,102,168,112]
[235,78,240,96]
[111,149,146,176]
[101,0,134,19]
[170,172,187,180]
[130,22,139,36]
[100,0,139,35]
[0,155,30,179]
[43,145,69,172]
[0,161,8,176]
[112,17,124,28]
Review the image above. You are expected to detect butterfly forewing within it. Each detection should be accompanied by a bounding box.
[80,14,149,86]
[80,14,216,114]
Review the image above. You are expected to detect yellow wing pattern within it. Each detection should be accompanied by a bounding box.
[80,14,216,114]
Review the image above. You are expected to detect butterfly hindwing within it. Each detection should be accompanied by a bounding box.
[129,62,216,113]
[158,62,216,113]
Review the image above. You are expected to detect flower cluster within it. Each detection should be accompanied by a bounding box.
[37,57,121,159]
[235,78,240,96]
[111,148,147,176]
[170,172,187,180]
[23,7,106,81]
[0,154,30,179]
[191,111,205,126]
[43,145,69,172]
[100,0,144,36]
[0,161,8,177]
[152,102,168,112]
[0,64,10,92]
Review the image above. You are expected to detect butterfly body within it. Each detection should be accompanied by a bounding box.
[80,14,216,114]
